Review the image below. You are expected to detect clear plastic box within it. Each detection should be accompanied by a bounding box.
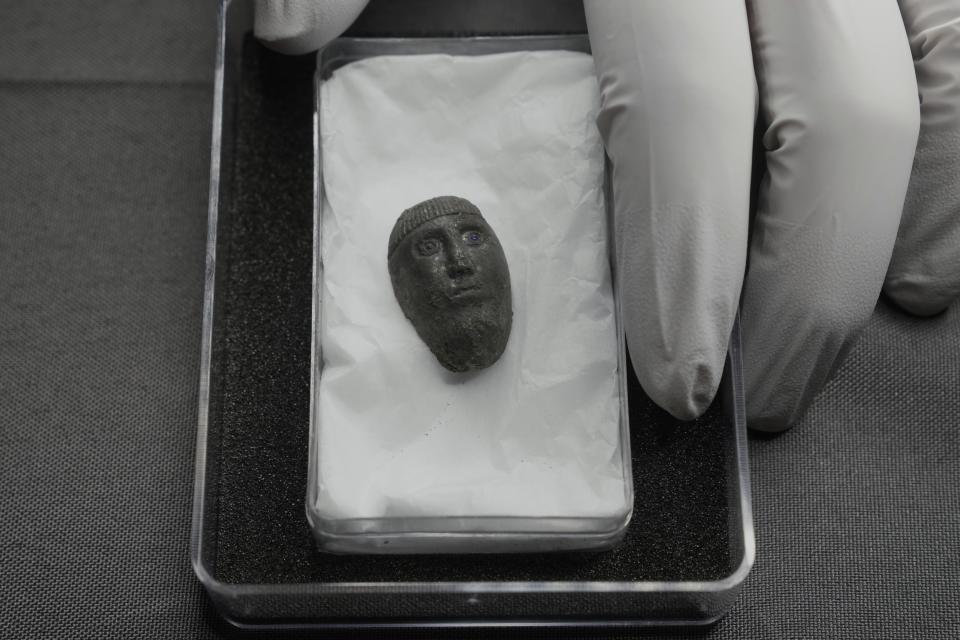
[306,36,634,555]
[192,0,754,628]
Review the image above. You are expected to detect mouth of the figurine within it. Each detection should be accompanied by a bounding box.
[447,283,485,303]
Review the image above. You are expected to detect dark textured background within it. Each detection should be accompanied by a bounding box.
[1,1,957,638]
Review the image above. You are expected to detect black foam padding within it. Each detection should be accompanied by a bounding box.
[345,0,588,38]
[207,36,737,587]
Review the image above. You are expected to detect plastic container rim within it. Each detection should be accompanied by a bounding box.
[305,35,634,551]
[191,0,754,607]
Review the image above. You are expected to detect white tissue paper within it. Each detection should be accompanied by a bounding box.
[314,51,629,543]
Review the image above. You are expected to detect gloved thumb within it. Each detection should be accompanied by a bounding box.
[254,0,369,55]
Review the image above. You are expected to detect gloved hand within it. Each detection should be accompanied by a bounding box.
[585,0,960,431]
[253,0,369,54]
[256,0,960,432]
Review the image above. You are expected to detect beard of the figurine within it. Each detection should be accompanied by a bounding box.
[396,288,511,372]
[388,224,512,373]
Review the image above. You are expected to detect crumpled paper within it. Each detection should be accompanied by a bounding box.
[314,51,628,528]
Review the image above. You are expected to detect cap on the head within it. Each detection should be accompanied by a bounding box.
[388,195,483,257]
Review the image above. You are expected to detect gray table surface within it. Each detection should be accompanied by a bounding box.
[2,2,957,638]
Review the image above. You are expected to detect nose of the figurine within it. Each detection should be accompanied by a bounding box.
[446,242,475,279]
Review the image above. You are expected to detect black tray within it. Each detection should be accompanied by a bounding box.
[191,0,753,629]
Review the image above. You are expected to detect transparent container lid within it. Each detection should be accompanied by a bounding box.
[307,35,633,555]
[192,0,754,628]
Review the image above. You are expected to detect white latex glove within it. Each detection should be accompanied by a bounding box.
[587,0,960,431]
[884,1,960,316]
[253,0,369,54]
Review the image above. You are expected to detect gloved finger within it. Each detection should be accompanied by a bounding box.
[584,0,756,420]
[253,0,369,55]
[742,0,920,432]
[884,0,960,316]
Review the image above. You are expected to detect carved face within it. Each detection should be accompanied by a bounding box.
[389,212,512,372]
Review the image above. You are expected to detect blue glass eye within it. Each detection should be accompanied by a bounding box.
[464,230,483,245]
